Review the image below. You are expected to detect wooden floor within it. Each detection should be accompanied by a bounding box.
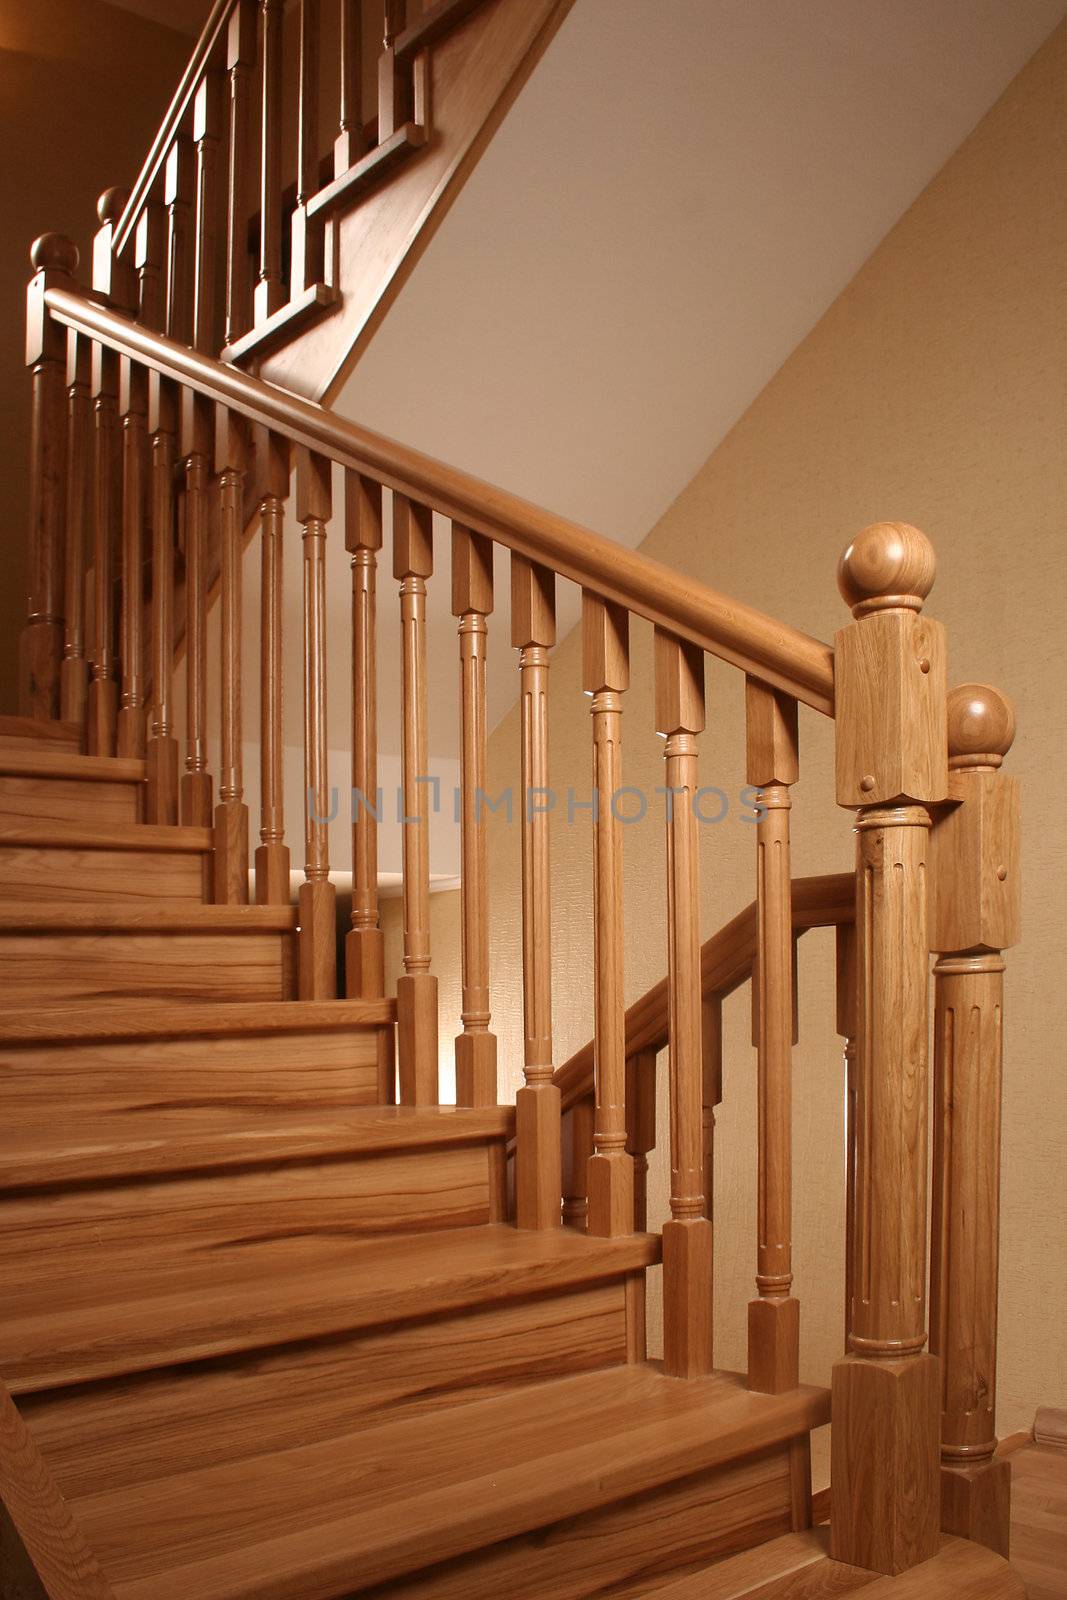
[1010,1441,1067,1599]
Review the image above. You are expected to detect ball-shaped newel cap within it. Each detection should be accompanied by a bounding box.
[97,187,131,227]
[837,522,937,618]
[30,233,79,275]
[947,682,1016,769]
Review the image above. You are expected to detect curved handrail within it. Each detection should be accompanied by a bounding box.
[43,287,835,712]
[554,872,855,1113]
[113,0,237,260]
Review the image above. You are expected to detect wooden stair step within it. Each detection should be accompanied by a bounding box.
[69,1363,829,1600]
[0,715,83,754]
[0,1104,509,1188]
[0,750,144,783]
[1,1223,660,1394]
[0,818,215,904]
[0,749,144,826]
[0,997,394,1043]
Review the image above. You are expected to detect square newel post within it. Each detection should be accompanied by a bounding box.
[22,235,79,722]
[929,684,1020,1557]
[831,523,947,1575]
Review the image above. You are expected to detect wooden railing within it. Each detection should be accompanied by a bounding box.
[19,252,1019,1575]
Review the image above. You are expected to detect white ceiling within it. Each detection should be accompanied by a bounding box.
[336,0,1066,754]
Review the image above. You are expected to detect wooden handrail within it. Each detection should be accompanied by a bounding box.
[554,872,855,1113]
[114,0,237,261]
[42,288,835,712]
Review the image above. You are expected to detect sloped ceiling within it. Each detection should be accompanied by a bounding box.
[335,0,1066,754]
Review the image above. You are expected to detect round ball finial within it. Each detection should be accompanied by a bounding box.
[30,233,79,275]
[97,187,131,227]
[947,683,1016,769]
[837,522,937,618]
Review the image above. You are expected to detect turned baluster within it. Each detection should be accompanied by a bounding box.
[335,0,366,176]
[584,593,634,1235]
[297,449,337,997]
[830,523,947,1575]
[379,1,412,141]
[146,373,179,824]
[452,525,497,1106]
[344,473,384,991]
[836,921,858,1354]
[254,429,291,904]
[625,1051,656,1232]
[60,324,91,729]
[214,408,252,902]
[656,629,713,1378]
[562,1103,595,1231]
[394,495,438,1102]
[255,0,285,324]
[746,679,800,1392]
[116,358,148,757]
[702,994,723,1223]
[225,0,256,348]
[135,202,167,333]
[193,71,224,354]
[22,236,77,721]
[179,392,214,825]
[165,137,195,345]
[928,685,1020,1558]
[512,555,560,1230]
[290,0,326,301]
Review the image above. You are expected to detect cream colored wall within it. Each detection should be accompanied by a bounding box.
[423,21,1067,1438]
[0,0,191,711]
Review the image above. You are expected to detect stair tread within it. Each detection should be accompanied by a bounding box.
[0,901,297,932]
[0,997,394,1041]
[69,1362,829,1600]
[0,749,144,782]
[1,1223,659,1394]
[0,817,213,852]
[0,1104,514,1187]
[649,1528,873,1598]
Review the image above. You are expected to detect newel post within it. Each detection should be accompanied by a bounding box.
[22,235,79,721]
[830,523,946,1575]
[929,685,1020,1557]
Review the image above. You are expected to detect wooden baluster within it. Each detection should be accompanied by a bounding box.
[929,685,1020,1558]
[746,679,800,1393]
[561,1102,595,1231]
[165,138,195,345]
[297,449,337,998]
[291,0,325,300]
[379,0,411,142]
[116,358,148,757]
[512,555,560,1230]
[394,495,438,1103]
[224,0,256,348]
[836,921,858,1354]
[60,325,91,729]
[831,523,946,1575]
[335,0,366,176]
[584,593,633,1235]
[22,236,77,721]
[255,0,285,324]
[452,525,497,1106]
[213,407,252,902]
[655,629,713,1378]
[135,202,166,334]
[625,1051,657,1232]
[193,71,224,354]
[146,374,179,824]
[87,348,119,757]
[179,393,214,825]
[254,429,291,904]
[344,473,384,992]
[702,993,723,1223]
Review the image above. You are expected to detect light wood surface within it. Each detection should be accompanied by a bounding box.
[345,471,385,994]
[116,362,147,758]
[1008,1439,1067,1600]
[61,329,92,728]
[296,447,337,997]
[146,392,179,824]
[512,554,561,1229]
[179,394,214,825]
[0,718,82,754]
[254,430,291,903]
[223,0,255,348]
[213,406,251,903]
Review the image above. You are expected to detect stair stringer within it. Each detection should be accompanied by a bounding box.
[255,0,575,404]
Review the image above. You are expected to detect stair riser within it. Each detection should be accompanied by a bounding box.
[0,1028,385,1123]
[0,720,82,755]
[25,1281,633,1498]
[0,845,211,904]
[0,929,298,1003]
[0,1143,505,1286]
[363,1442,805,1600]
[0,773,143,826]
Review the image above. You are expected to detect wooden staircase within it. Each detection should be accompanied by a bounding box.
[4,3,1029,1596]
